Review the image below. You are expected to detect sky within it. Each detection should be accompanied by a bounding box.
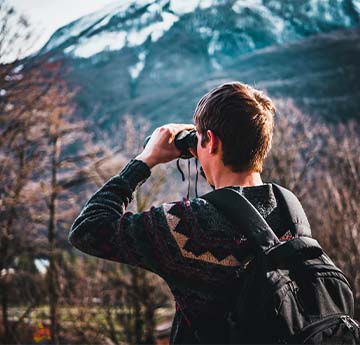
[8,0,117,57]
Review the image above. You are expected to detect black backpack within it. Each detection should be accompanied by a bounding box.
[201,184,360,344]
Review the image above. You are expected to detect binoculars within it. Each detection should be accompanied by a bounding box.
[143,128,197,159]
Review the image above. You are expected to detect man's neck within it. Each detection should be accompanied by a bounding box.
[213,167,263,189]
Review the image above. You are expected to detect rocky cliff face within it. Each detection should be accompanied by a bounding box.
[38,0,360,127]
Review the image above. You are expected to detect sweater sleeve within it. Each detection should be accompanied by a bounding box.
[68,159,164,273]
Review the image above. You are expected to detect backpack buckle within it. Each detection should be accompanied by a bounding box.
[340,316,360,333]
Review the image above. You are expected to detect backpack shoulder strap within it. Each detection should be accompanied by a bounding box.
[271,184,312,237]
[201,187,281,255]
[201,185,321,260]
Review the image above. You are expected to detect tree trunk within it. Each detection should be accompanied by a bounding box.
[48,136,60,344]
[143,274,156,345]
[130,267,143,344]
[0,275,11,343]
[0,149,26,343]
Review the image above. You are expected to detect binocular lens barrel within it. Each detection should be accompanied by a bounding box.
[143,129,197,159]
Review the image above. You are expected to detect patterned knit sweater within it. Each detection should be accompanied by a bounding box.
[69,159,294,344]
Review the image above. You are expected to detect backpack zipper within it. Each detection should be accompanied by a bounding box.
[295,314,348,343]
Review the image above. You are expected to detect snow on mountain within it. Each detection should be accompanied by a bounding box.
[42,2,131,52]
[68,32,127,58]
[43,0,184,59]
[168,0,213,13]
[129,51,147,79]
[68,10,178,58]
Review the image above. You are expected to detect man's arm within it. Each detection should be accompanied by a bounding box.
[69,124,195,274]
[68,159,157,267]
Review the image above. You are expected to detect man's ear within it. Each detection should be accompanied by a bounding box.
[206,129,219,154]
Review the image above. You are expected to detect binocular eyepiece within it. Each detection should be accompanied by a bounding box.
[143,128,197,159]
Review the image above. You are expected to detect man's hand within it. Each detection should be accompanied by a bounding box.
[136,123,195,169]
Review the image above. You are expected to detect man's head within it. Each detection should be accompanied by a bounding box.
[193,81,275,174]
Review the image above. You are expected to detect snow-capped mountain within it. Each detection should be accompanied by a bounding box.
[38,0,360,127]
[43,0,360,59]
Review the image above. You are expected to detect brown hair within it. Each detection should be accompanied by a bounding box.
[193,81,275,173]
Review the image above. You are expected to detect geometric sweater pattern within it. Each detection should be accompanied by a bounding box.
[69,159,295,344]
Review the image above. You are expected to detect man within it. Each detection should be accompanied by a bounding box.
[69,82,295,343]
